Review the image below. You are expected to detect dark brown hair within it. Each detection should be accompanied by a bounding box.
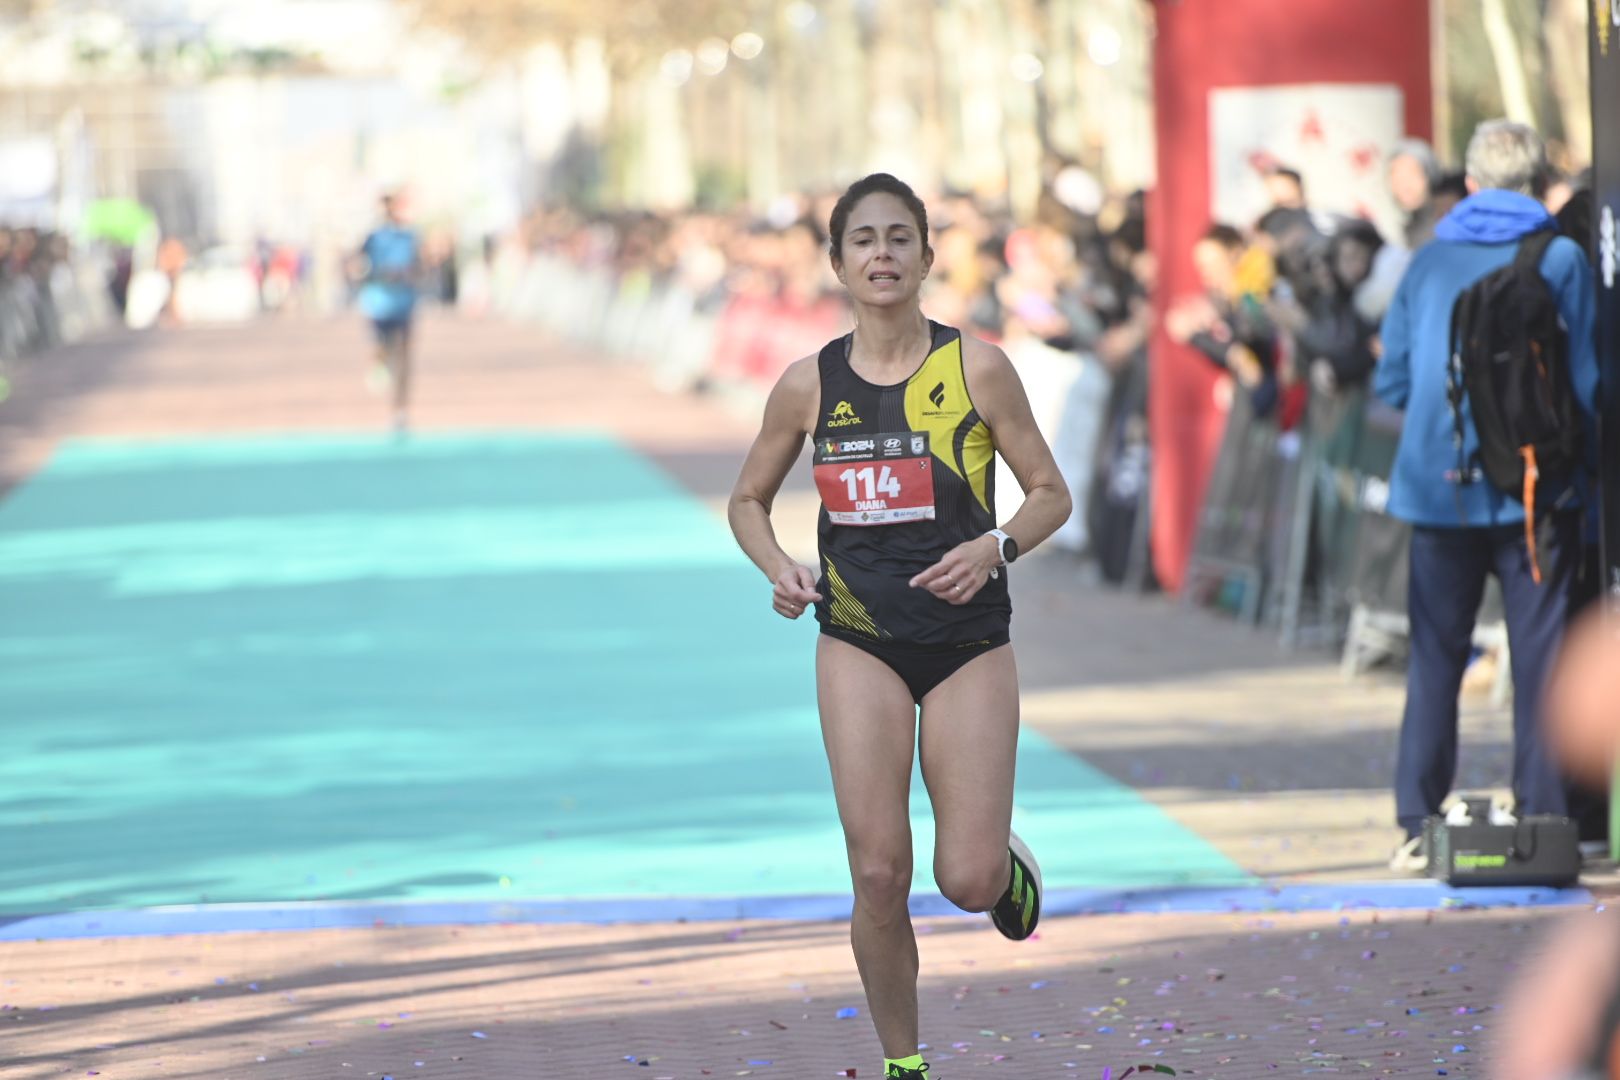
[828,173,930,264]
[1201,223,1245,252]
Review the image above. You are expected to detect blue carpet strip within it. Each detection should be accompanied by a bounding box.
[0,882,1592,941]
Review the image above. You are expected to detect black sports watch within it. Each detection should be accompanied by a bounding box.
[988,528,1019,565]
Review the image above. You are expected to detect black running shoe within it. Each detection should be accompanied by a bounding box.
[989,829,1041,941]
[886,1063,930,1079]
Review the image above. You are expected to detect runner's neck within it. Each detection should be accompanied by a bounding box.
[849,309,931,378]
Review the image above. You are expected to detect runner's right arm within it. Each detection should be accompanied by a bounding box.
[728,356,823,618]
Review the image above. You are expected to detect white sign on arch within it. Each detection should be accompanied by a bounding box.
[1209,83,1406,242]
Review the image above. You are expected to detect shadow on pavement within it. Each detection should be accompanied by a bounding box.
[0,909,1560,1079]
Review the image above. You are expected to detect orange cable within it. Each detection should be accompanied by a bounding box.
[1520,446,1541,585]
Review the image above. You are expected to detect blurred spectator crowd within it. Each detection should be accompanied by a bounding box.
[7,130,1601,657]
[472,137,1599,649]
[0,226,110,382]
[477,168,1157,583]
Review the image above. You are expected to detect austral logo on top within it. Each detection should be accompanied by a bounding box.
[827,400,863,428]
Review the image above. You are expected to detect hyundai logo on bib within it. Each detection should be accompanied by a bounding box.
[884,438,902,451]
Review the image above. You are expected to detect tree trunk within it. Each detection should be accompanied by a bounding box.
[1481,0,1538,125]
[993,0,1043,217]
[826,0,866,182]
[1541,0,1593,168]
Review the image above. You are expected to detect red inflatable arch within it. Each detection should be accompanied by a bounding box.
[1148,0,1433,590]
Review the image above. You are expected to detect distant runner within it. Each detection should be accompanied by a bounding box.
[354,192,421,433]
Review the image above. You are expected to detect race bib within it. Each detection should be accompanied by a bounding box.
[813,431,935,525]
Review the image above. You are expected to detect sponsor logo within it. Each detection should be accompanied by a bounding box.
[920,381,955,418]
[910,434,926,455]
[838,438,875,453]
[827,400,863,427]
[883,437,902,451]
[1601,205,1617,289]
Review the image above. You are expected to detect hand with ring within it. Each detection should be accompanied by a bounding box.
[772,563,822,620]
[909,536,1001,606]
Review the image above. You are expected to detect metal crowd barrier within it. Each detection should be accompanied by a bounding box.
[1184,382,1510,701]
[499,254,863,398]
[496,250,1125,570]
[0,258,114,379]
[1181,389,1292,624]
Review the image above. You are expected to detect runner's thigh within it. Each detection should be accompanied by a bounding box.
[917,646,1019,868]
[817,635,920,865]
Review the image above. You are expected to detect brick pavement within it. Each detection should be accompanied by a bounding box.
[0,907,1574,1078]
[0,313,760,498]
[0,311,1601,1078]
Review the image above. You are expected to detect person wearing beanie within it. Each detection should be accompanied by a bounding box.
[1388,137,1443,249]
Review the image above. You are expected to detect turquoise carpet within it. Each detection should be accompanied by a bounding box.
[0,433,1248,918]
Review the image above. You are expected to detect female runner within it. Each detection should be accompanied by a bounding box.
[728,174,1072,1079]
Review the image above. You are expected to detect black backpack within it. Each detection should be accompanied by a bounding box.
[1445,230,1580,532]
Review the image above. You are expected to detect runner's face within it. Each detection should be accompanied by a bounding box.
[835,193,932,306]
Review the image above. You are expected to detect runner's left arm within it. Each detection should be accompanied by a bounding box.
[910,338,1072,605]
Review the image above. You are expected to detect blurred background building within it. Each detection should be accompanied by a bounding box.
[0,1,1592,264]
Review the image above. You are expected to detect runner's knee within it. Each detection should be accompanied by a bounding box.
[934,850,1007,913]
[850,850,912,915]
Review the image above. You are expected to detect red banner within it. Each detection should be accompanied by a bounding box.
[1148,0,1432,590]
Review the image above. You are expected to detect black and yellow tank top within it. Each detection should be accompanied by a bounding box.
[810,320,1010,647]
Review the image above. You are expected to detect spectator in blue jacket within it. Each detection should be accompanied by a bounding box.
[1373,119,1599,871]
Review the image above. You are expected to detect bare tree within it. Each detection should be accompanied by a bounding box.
[1481,0,1538,125]
[1539,0,1592,168]
[1442,0,1593,168]
[410,0,747,61]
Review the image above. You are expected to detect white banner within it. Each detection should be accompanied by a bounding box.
[1209,83,1405,242]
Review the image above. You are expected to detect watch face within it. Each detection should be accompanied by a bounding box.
[1003,537,1019,564]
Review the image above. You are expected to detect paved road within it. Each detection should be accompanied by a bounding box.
[0,310,1596,1077]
